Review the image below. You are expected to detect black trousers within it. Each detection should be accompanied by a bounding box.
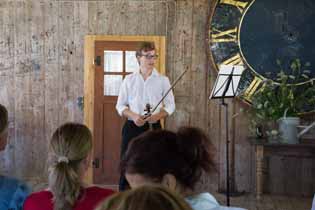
[119,120,161,191]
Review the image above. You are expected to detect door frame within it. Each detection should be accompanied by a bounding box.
[83,35,166,184]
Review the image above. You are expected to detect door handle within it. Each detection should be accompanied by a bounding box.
[92,158,100,168]
[94,56,101,66]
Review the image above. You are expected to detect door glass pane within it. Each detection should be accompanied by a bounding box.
[104,51,123,72]
[126,51,139,72]
[104,75,123,96]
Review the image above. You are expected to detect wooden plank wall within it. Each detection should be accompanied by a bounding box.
[0,0,313,196]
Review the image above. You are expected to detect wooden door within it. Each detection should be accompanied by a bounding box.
[94,41,142,185]
[84,36,165,186]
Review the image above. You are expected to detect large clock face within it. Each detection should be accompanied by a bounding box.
[209,0,315,102]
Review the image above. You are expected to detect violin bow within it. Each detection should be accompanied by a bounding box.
[144,68,188,118]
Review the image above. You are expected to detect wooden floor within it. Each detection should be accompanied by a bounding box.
[212,191,313,210]
[30,180,313,210]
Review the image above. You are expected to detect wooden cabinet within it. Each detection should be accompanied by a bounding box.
[249,138,315,199]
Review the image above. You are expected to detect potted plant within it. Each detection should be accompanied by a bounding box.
[249,59,315,143]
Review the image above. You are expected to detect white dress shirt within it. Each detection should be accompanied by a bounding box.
[116,69,175,118]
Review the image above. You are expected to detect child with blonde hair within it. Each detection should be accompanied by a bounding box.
[96,185,193,210]
[23,123,114,210]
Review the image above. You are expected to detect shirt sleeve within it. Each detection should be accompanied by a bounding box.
[116,77,129,116]
[9,181,30,210]
[162,77,176,115]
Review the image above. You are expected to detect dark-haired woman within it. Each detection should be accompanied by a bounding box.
[121,127,246,210]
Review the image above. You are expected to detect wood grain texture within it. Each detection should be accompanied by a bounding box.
[0,0,314,197]
[0,1,15,175]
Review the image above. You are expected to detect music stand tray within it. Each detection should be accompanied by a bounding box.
[209,65,244,99]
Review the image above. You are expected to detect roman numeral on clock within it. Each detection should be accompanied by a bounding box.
[219,0,249,13]
[211,27,238,43]
[220,53,244,66]
[243,76,263,100]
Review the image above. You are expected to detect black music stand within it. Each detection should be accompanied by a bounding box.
[209,64,244,206]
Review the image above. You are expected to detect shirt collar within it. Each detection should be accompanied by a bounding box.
[136,68,159,77]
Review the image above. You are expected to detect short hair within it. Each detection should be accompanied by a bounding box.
[121,127,217,190]
[136,42,156,57]
[0,104,8,134]
[95,185,193,210]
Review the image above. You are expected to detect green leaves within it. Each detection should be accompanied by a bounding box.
[250,59,315,125]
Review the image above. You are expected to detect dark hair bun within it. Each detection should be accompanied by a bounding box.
[122,127,216,190]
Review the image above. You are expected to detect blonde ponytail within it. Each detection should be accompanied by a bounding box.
[49,123,92,210]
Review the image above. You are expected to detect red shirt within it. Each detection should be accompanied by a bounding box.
[23,186,115,210]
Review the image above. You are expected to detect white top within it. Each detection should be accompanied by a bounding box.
[116,69,175,117]
[185,193,247,210]
[186,192,220,210]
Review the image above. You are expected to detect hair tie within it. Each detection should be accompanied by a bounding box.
[57,156,69,164]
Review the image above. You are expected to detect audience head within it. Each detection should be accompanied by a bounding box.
[121,126,216,194]
[48,122,92,210]
[96,185,193,210]
[0,104,8,151]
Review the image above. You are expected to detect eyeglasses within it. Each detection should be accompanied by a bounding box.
[140,54,159,59]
